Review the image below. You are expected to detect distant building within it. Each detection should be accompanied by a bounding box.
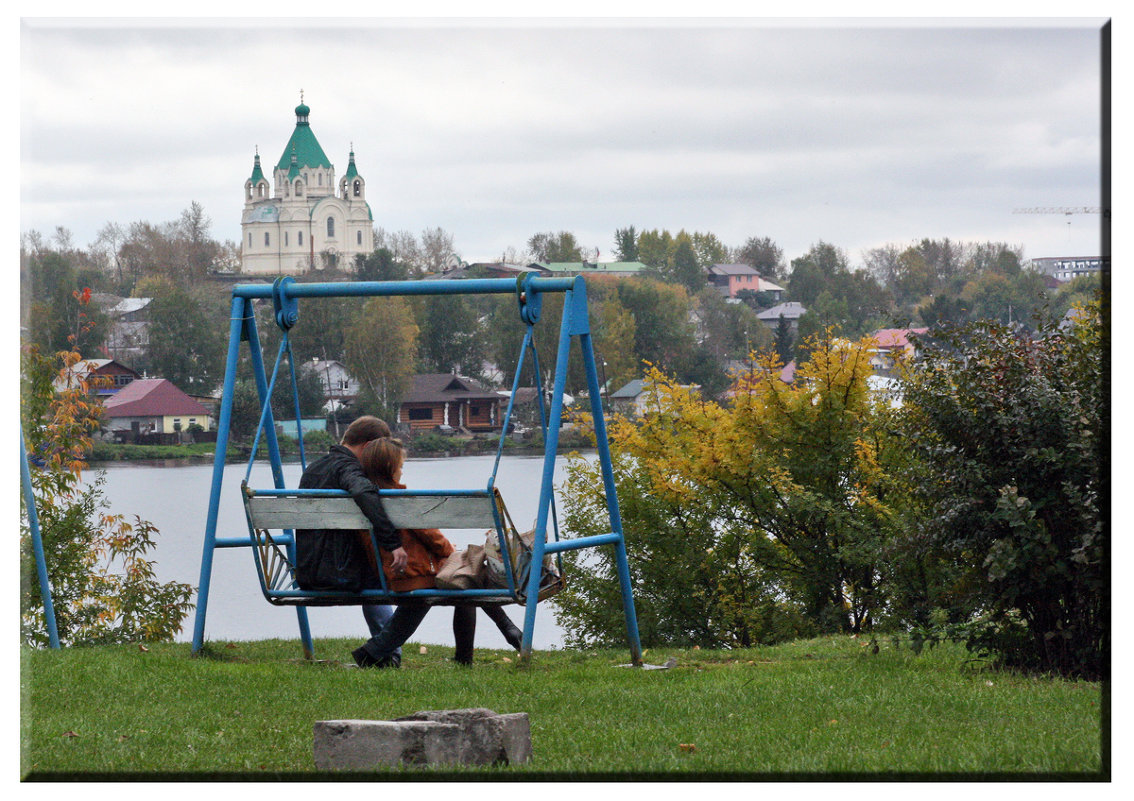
[398,374,504,433]
[868,328,928,376]
[54,358,140,398]
[1028,257,1106,282]
[610,378,699,416]
[756,302,807,333]
[706,264,785,301]
[300,359,358,411]
[242,97,374,275]
[536,261,651,278]
[92,296,151,364]
[102,378,213,437]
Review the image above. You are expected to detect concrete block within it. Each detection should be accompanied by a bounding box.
[314,708,531,770]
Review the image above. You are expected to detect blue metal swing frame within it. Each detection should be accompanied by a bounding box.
[190,273,642,663]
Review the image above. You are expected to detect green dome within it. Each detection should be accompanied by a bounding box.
[276,101,332,172]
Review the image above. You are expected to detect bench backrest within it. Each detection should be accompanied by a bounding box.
[244,492,502,532]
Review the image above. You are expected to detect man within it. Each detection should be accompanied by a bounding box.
[294,416,407,664]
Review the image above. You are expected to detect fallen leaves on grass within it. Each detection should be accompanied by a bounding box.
[61,731,78,738]
[679,744,697,753]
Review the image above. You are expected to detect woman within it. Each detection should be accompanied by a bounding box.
[360,437,523,665]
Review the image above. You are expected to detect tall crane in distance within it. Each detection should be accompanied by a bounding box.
[1012,206,1104,216]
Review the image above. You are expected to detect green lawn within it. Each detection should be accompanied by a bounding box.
[20,634,1104,779]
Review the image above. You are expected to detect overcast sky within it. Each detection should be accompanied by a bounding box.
[20,17,1108,268]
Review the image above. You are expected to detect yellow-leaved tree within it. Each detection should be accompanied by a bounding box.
[557,329,905,648]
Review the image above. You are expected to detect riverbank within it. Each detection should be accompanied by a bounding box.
[88,429,595,464]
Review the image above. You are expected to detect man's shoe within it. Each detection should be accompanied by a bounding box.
[375,653,401,669]
[352,646,379,668]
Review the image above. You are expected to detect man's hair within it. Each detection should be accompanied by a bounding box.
[341,416,391,447]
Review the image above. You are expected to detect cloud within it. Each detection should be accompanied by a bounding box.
[20,18,1105,264]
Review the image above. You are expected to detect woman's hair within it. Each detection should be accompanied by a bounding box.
[360,437,405,486]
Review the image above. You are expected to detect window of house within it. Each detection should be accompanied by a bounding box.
[408,408,433,421]
[326,217,335,238]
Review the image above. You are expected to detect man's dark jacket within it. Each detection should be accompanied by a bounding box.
[294,444,399,592]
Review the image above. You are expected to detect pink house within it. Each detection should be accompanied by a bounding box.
[868,328,928,375]
[707,264,785,300]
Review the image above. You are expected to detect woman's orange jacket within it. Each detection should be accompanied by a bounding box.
[363,480,455,592]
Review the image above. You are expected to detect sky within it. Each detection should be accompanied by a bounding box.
[20,16,1109,269]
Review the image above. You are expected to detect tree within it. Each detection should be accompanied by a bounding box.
[415,293,486,379]
[613,226,639,261]
[558,332,900,646]
[670,238,704,294]
[135,276,227,393]
[21,238,109,355]
[20,335,194,646]
[527,231,583,263]
[354,247,409,282]
[737,236,785,281]
[343,297,419,422]
[419,227,458,274]
[896,300,1105,678]
[774,314,794,364]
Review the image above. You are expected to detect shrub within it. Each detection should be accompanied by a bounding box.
[896,299,1105,678]
[20,342,195,647]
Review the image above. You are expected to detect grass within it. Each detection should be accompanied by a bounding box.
[20,634,1105,780]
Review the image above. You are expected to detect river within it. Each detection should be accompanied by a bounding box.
[88,452,587,653]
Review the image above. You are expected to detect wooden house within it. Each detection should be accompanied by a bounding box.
[397,374,504,433]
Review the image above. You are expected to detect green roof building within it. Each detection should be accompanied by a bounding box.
[242,95,375,275]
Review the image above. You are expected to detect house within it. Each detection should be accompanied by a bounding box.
[398,374,504,433]
[537,261,651,278]
[102,378,213,437]
[868,328,928,376]
[53,358,140,398]
[442,262,544,280]
[756,302,807,333]
[301,359,358,411]
[610,378,699,416]
[706,264,785,301]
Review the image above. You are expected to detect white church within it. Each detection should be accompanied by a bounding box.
[241,97,374,275]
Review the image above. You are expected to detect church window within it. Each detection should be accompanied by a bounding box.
[298,231,304,246]
[248,232,252,247]
[353,180,361,197]
[295,181,303,197]
[327,217,336,238]
[357,230,362,245]
[284,231,289,247]
[265,232,270,247]
[318,173,323,186]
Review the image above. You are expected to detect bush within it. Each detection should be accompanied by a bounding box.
[896,299,1105,678]
[20,342,195,646]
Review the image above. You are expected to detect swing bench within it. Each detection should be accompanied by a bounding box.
[191,274,641,663]
[242,483,562,607]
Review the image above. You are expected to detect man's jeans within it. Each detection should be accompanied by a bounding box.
[358,601,431,662]
[362,604,401,659]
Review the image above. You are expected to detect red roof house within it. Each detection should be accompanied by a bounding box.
[868,328,928,375]
[102,378,213,435]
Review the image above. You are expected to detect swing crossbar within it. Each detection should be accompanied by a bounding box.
[242,486,523,607]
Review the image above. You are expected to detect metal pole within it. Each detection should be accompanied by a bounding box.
[20,428,60,649]
[192,295,248,653]
[245,310,314,659]
[579,331,643,665]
